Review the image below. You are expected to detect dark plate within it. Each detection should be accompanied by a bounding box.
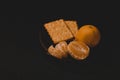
[38,16,112,74]
[30,15,115,79]
[39,17,89,58]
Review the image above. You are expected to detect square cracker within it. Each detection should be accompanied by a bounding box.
[44,19,73,44]
[65,21,78,36]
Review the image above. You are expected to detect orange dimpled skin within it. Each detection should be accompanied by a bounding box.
[75,25,101,47]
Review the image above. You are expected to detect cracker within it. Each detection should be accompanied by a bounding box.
[65,21,78,36]
[44,19,73,43]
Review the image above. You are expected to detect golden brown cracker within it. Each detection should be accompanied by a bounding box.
[44,19,73,43]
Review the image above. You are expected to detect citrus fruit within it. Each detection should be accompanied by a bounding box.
[68,41,90,60]
[48,41,68,59]
[48,45,63,59]
[55,41,68,57]
[75,25,101,47]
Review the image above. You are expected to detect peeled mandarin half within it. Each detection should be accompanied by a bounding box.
[55,41,68,57]
[75,25,101,47]
[68,41,90,60]
[48,45,63,59]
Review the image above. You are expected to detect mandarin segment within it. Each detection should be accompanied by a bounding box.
[48,45,63,59]
[48,41,68,59]
[55,41,68,57]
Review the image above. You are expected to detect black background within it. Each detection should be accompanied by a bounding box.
[0,2,119,80]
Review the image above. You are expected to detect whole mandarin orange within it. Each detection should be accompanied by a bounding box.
[75,25,101,47]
